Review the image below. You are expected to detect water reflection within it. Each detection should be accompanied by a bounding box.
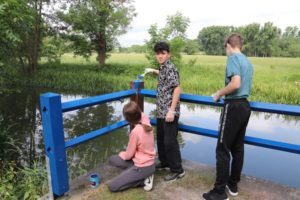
[0,89,44,168]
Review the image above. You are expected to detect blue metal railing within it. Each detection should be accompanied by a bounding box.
[40,80,300,197]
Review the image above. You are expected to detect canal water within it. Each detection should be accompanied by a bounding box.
[1,88,299,188]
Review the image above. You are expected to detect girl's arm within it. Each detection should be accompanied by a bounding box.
[119,130,138,160]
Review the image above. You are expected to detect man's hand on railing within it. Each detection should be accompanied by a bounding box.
[212,91,221,102]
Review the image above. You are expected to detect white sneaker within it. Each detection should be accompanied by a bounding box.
[143,175,154,191]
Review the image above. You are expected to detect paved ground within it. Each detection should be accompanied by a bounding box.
[45,160,300,200]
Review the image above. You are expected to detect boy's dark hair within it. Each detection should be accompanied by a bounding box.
[224,33,243,50]
[154,41,170,53]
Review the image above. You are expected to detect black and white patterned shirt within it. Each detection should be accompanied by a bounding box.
[156,60,180,119]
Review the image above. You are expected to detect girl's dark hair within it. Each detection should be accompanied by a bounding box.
[154,41,170,53]
[224,33,243,50]
[123,101,153,132]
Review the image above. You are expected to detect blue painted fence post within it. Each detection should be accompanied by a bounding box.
[40,93,69,197]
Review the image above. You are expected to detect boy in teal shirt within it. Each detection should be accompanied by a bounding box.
[203,34,253,200]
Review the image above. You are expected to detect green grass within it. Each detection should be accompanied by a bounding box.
[0,161,48,200]
[32,53,300,104]
[0,129,48,200]
[84,184,147,200]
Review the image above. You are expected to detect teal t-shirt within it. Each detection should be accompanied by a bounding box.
[225,53,253,99]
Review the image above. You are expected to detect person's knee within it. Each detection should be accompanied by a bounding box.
[216,145,230,161]
[109,155,120,166]
[231,148,244,157]
[108,181,120,192]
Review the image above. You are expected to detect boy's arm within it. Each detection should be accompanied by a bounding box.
[145,68,159,75]
[153,69,159,75]
[213,75,241,102]
[166,86,181,122]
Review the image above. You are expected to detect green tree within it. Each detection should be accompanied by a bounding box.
[183,39,200,55]
[0,0,32,72]
[164,12,190,39]
[278,26,300,57]
[40,36,67,64]
[283,26,299,38]
[0,0,48,77]
[197,26,233,55]
[238,23,260,56]
[258,22,281,57]
[145,12,190,66]
[57,0,136,68]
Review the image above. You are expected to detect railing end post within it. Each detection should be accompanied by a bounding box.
[40,92,69,197]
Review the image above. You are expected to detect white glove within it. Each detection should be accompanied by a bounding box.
[211,91,221,102]
[145,68,156,74]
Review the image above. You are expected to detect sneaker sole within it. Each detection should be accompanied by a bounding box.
[143,185,153,191]
[226,185,238,196]
[203,197,229,200]
[202,196,229,200]
[156,167,170,171]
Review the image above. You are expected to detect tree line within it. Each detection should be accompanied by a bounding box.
[198,24,300,57]
[121,23,300,58]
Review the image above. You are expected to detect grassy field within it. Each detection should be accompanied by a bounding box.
[33,53,300,104]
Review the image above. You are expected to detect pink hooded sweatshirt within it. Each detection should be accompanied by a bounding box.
[119,113,156,167]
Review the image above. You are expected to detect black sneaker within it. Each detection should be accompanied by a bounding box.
[164,170,185,182]
[155,163,169,171]
[226,184,238,196]
[202,189,229,200]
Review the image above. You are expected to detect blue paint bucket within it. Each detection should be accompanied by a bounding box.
[89,173,100,188]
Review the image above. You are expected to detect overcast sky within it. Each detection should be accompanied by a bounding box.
[118,0,300,47]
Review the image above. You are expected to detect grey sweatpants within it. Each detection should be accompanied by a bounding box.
[108,155,155,192]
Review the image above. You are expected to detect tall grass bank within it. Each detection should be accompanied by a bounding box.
[26,53,300,105]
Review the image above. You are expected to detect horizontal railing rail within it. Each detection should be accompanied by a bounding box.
[62,89,136,112]
[141,89,300,116]
[65,120,128,149]
[150,119,300,154]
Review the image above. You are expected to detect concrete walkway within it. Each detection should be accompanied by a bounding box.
[49,159,300,200]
